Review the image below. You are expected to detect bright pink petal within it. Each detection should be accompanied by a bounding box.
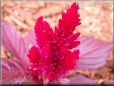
[1,20,29,67]
[76,36,113,69]
[57,2,80,36]
[63,50,79,70]
[53,2,80,78]
[27,46,40,64]
[34,17,54,58]
[27,46,49,83]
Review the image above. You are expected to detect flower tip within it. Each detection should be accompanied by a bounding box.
[71,2,79,10]
[37,16,43,22]
[35,16,44,30]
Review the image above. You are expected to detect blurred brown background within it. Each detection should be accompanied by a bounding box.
[1,0,114,85]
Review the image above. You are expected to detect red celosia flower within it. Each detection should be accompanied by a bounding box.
[27,2,81,83]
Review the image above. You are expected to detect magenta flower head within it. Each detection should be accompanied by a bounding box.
[27,3,81,83]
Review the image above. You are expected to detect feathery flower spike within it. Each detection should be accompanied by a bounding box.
[27,2,81,83]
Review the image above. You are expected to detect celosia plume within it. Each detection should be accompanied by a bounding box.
[27,3,81,82]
